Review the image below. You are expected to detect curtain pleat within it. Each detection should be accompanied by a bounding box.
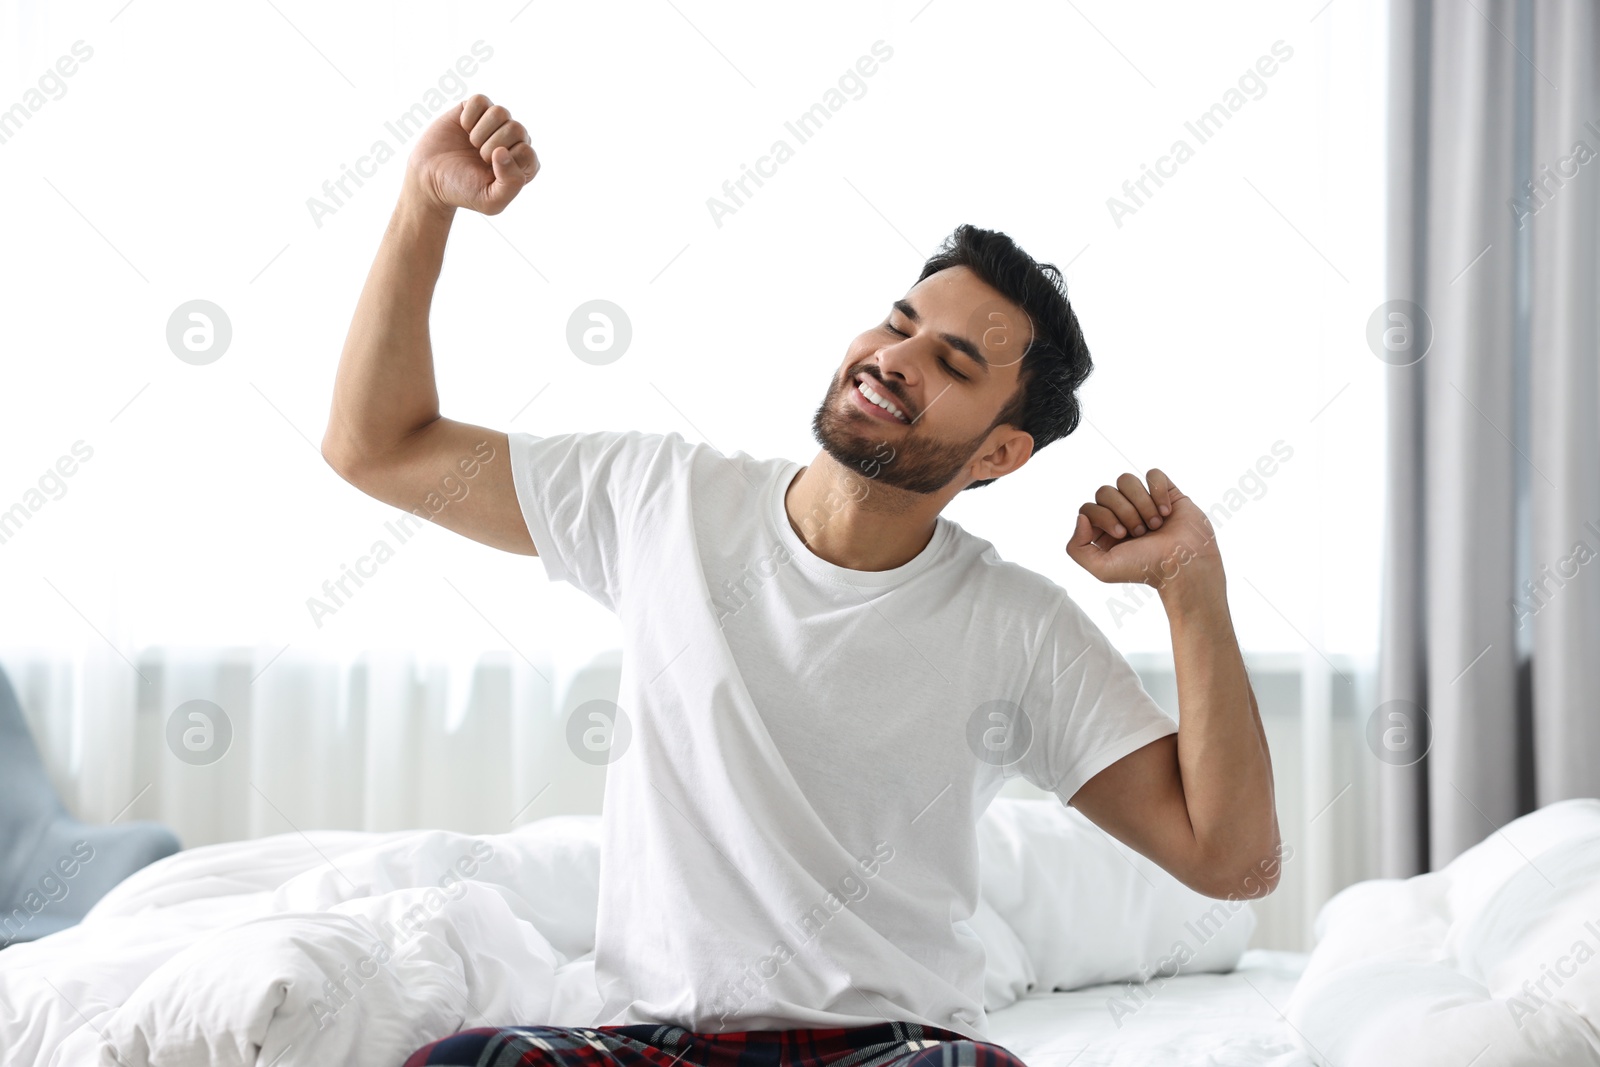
[1529,1,1600,810]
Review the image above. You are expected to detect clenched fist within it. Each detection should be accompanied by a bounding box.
[406,94,540,216]
[1065,469,1222,589]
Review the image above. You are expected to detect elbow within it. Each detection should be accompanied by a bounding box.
[1194,834,1288,901]
[1232,848,1284,900]
[321,417,439,483]
[320,438,370,489]
[320,437,353,478]
[320,426,366,481]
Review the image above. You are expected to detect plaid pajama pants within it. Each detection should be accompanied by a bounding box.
[401,1020,1030,1067]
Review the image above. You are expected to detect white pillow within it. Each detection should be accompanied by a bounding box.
[976,796,1258,1001]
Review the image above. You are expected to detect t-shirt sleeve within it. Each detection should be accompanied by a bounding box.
[1014,590,1179,806]
[506,429,678,614]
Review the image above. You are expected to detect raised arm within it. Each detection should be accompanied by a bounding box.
[1064,470,1282,900]
[320,95,542,556]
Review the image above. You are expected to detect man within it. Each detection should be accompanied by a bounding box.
[320,95,1280,1067]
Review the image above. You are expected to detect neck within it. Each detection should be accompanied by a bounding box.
[783,450,951,571]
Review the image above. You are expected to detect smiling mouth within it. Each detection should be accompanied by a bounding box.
[852,374,911,423]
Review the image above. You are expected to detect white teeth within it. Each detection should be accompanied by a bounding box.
[857,379,907,421]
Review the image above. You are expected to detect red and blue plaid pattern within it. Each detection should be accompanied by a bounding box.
[402,1020,1030,1067]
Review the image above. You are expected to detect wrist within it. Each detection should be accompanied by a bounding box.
[1155,557,1227,617]
[398,173,456,226]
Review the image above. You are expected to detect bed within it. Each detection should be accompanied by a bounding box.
[3,798,1598,1067]
[985,949,1312,1067]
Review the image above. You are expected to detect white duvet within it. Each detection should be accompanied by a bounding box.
[0,799,1256,1067]
[1286,797,1600,1066]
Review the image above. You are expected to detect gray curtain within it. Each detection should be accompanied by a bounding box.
[1380,0,1600,876]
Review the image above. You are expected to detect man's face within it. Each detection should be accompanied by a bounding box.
[812,265,1034,495]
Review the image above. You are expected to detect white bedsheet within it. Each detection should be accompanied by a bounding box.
[986,949,1312,1067]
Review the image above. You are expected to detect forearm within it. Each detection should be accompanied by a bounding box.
[322,180,457,467]
[1159,560,1280,892]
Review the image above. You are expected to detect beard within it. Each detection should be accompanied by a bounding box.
[810,366,994,495]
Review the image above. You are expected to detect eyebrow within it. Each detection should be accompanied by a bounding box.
[892,298,990,372]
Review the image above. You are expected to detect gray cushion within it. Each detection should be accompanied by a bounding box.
[0,664,180,946]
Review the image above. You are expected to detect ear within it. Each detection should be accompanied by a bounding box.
[970,427,1034,483]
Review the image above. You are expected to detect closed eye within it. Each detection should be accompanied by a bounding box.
[883,321,969,382]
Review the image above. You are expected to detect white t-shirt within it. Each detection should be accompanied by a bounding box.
[507,429,1178,1040]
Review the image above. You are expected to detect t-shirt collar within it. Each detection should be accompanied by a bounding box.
[767,461,952,589]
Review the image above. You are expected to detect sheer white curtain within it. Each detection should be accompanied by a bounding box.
[0,641,627,849]
[0,0,1386,947]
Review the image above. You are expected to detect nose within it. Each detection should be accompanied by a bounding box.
[872,336,924,389]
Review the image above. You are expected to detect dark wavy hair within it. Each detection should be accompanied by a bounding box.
[916,225,1093,490]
